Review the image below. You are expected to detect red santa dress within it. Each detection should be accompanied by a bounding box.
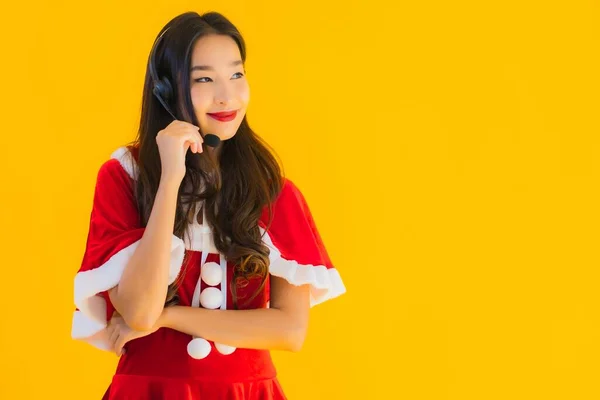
[70,145,346,399]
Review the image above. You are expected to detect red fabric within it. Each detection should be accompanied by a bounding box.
[75,145,340,399]
[76,148,310,399]
[259,179,334,270]
[77,155,145,319]
[103,375,286,400]
[95,247,282,399]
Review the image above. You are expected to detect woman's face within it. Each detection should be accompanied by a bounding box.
[189,34,249,142]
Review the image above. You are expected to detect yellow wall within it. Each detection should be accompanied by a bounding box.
[1,0,600,398]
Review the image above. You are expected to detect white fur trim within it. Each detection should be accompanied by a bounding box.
[71,310,112,351]
[72,235,186,349]
[260,228,346,307]
[71,309,105,338]
[110,146,138,180]
[183,203,220,253]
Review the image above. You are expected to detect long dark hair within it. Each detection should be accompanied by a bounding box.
[127,11,284,308]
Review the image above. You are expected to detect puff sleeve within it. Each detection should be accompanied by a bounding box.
[259,178,346,307]
[71,150,186,351]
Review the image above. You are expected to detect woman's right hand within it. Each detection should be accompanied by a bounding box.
[107,312,159,357]
[156,120,204,183]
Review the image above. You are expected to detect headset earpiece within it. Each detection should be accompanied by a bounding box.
[148,27,177,119]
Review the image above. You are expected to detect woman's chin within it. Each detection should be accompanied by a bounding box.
[214,127,240,141]
[220,132,237,141]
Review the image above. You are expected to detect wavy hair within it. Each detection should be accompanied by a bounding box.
[128,11,284,308]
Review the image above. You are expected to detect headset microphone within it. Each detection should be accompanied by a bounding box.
[148,27,221,148]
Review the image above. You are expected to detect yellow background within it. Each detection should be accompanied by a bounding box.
[1,0,599,399]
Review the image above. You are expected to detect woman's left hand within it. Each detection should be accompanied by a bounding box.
[107,312,159,356]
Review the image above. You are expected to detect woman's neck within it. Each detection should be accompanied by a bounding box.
[205,142,223,164]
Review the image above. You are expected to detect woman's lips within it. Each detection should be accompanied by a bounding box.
[207,110,237,122]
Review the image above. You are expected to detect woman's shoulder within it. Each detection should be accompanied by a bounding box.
[98,143,140,182]
[258,176,309,227]
[273,177,309,209]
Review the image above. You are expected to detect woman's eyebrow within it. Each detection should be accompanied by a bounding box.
[190,60,243,72]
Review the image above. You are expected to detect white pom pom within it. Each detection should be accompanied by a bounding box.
[200,287,223,309]
[215,342,236,355]
[187,338,211,359]
[201,262,222,286]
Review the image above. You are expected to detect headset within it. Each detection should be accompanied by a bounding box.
[148,27,221,148]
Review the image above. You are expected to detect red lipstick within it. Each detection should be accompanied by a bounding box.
[207,110,237,122]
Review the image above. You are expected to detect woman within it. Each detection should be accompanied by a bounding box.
[70,10,346,399]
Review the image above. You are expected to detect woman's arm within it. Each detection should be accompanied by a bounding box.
[108,176,181,331]
[160,276,311,352]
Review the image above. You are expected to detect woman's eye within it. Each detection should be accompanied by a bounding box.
[194,72,244,83]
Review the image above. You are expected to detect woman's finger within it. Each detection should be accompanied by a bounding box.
[195,131,204,152]
[187,136,202,154]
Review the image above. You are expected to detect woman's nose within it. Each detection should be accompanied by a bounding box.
[214,83,234,105]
